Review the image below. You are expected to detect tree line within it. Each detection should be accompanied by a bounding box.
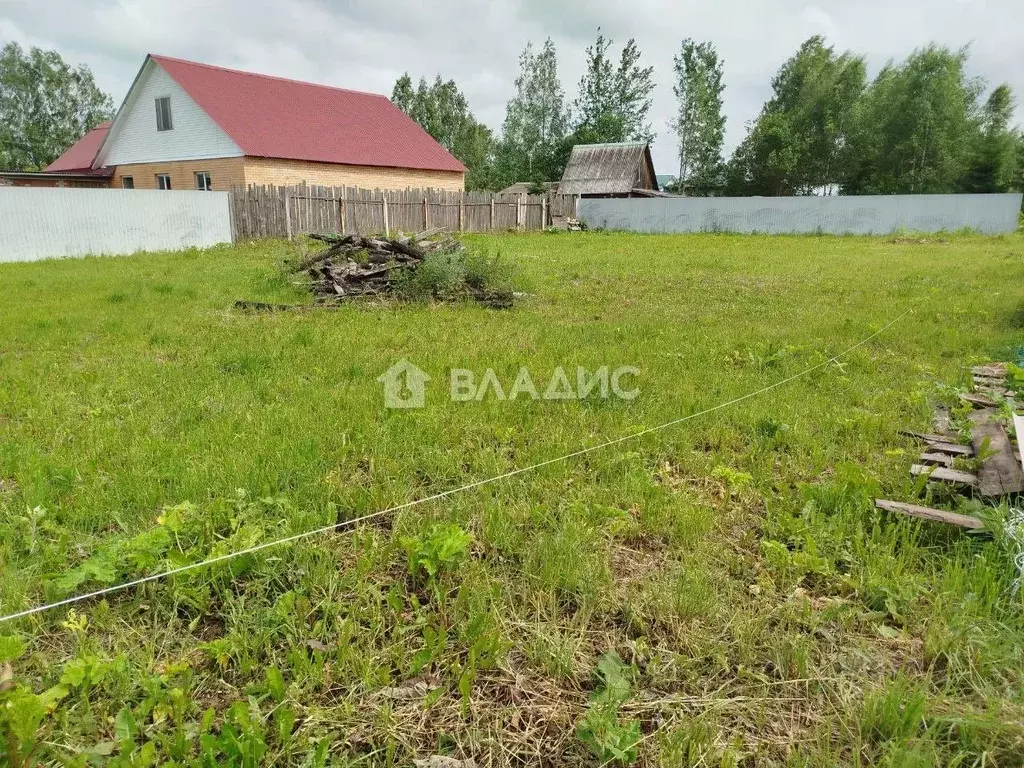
[1,35,1020,198]
[393,34,1022,196]
[391,31,656,191]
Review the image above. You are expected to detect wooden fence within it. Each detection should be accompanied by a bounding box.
[230,184,578,240]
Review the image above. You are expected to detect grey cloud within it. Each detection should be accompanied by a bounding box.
[2,0,1021,177]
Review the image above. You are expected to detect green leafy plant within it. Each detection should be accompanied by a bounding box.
[577,651,642,764]
[200,701,268,767]
[0,635,57,768]
[401,523,472,584]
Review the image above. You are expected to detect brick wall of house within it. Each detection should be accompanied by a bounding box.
[243,157,464,191]
[107,157,464,192]
[111,158,247,191]
[0,176,109,188]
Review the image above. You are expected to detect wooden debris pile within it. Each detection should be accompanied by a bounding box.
[299,229,458,300]
[877,362,1024,530]
[290,229,513,308]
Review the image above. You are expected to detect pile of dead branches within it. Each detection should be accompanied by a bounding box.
[280,228,509,309]
[298,228,458,299]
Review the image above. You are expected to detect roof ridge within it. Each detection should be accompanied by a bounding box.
[573,141,648,149]
[149,54,389,100]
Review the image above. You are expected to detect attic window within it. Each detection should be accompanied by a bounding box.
[155,97,173,131]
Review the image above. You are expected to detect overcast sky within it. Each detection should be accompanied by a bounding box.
[2,0,1022,177]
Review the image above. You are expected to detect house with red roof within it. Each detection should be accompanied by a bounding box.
[32,54,465,193]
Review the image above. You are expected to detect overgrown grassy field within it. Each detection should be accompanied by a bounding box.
[1,231,1023,766]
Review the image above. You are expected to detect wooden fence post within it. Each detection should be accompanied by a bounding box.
[228,188,238,242]
[459,195,465,232]
[517,194,524,230]
[490,198,495,231]
[339,198,347,234]
[541,196,547,230]
[423,196,429,231]
[284,193,292,240]
[382,193,390,236]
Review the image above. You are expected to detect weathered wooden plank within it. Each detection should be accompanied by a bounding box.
[900,431,973,456]
[900,429,957,444]
[929,441,974,457]
[918,452,955,467]
[960,392,998,408]
[911,464,978,486]
[875,499,985,530]
[971,364,1007,378]
[969,409,1024,497]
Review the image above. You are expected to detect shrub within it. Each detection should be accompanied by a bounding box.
[393,249,514,304]
[392,252,467,301]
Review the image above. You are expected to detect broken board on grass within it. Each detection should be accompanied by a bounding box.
[911,464,978,486]
[918,452,955,467]
[969,409,1024,497]
[899,431,974,457]
[960,392,998,409]
[875,499,985,530]
[972,364,1007,391]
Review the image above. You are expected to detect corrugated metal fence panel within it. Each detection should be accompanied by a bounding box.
[578,194,1023,235]
[0,188,233,262]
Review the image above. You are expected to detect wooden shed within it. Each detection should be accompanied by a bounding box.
[558,141,661,198]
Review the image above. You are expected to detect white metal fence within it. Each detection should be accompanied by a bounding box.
[579,193,1023,235]
[0,188,233,263]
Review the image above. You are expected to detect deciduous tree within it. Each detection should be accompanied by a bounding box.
[843,45,983,194]
[572,31,655,144]
[494,39,569,187]
[669,39,726,195]
[0,42,113,170]
[962,84,1019,193]
[727,36,865,195]
[391,72,496,190]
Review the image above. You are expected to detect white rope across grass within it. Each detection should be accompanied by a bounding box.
[0,308,914,625]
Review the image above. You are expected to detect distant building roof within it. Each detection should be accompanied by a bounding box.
[45,121,113,174]
[558,141,657,196]
[498,181,559,195]
[138,55,465,173]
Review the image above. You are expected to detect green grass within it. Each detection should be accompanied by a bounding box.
[1,231,1023,766]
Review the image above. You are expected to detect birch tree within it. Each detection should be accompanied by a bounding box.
[669,39,726,195]
[495,39,569,186]
[573,31,655,143]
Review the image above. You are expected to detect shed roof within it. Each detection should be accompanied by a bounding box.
[558,142,656,196]
[45,122,112,173]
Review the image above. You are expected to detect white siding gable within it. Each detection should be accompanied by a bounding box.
[97,60,243,167]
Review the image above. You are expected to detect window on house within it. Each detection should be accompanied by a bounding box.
[195,172,212,191]
[156,174,172,190]
[121,176,134,189]
[155,97,173,131]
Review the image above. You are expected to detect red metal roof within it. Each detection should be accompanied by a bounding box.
[149,55,466,174]
[45,122,113,173]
